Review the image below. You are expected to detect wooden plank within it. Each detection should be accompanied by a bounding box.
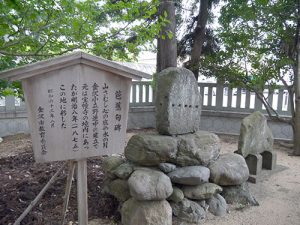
[77,159,88,225]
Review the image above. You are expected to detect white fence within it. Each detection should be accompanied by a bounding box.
[129,81,292,117]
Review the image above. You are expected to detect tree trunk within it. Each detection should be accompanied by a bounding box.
[293,42,300,155]
[186,0,209,80]
[156,0,177,73]
[293,2,300,155]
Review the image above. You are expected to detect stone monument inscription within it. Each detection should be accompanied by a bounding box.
[155,67,202,135]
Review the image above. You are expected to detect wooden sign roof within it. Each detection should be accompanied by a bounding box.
[0,51,152,81]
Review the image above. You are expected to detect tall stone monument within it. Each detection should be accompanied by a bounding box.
[155,67,202,135]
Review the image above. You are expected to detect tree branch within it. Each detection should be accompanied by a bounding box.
[0,47,78,57]
[254,88,292,124]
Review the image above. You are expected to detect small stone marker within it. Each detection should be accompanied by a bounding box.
[236,111,276,183]
[237,111,274,157]
[155,67,202,135]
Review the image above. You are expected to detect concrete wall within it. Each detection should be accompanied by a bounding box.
[0,106,293,141]
[126,107,293,141]
[0,112,29,137]
[127,106,156,130]
[201,110,293,140]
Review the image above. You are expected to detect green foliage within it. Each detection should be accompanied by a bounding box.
[0,0,162,98]
[203,0,298,93]
[0,79,23,99]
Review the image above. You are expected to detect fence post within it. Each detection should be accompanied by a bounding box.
[138,82,143,104]
[19,100,27,111]
[5,96,16,112]
[132,83,137,105]
[215,82,223,110]
[276,89,284,115]
[236,88,242,109]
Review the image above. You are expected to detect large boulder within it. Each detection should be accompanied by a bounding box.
[174,131,220,166]
[155,67,202,135]
[167,186,184,203]
[128,169,173,200]
[207,194,228,217]
[159,163,177,173]
[182,183,222,200]
[237,111,274,157]
[113,162,134,179]
[106,179,131,202]
[102,156,125,178]
[209,153,249,186]
[121,198,172,225]
[171,198,206,223]
[221,182,259,207]
[168,166,210,185]
[124,134,177,166]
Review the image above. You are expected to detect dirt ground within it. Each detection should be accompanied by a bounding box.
[0,130,300,225]
[0,134,120,225]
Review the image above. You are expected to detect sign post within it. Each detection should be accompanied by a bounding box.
[0,51,151,225]
[77,159,88,225]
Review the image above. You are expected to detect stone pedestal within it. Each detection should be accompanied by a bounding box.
[261,151,277,170]
[245,154,262,175]
[235,150,277,184]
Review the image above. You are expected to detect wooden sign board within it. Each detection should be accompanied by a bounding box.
[0,52,150,163]
[23,64,131,162]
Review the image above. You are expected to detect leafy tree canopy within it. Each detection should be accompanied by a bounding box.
[0,0,164,97]
[202,0,297,92]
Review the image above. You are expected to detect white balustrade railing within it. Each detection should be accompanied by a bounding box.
[0,81,292,118]
[129,81,292,117]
